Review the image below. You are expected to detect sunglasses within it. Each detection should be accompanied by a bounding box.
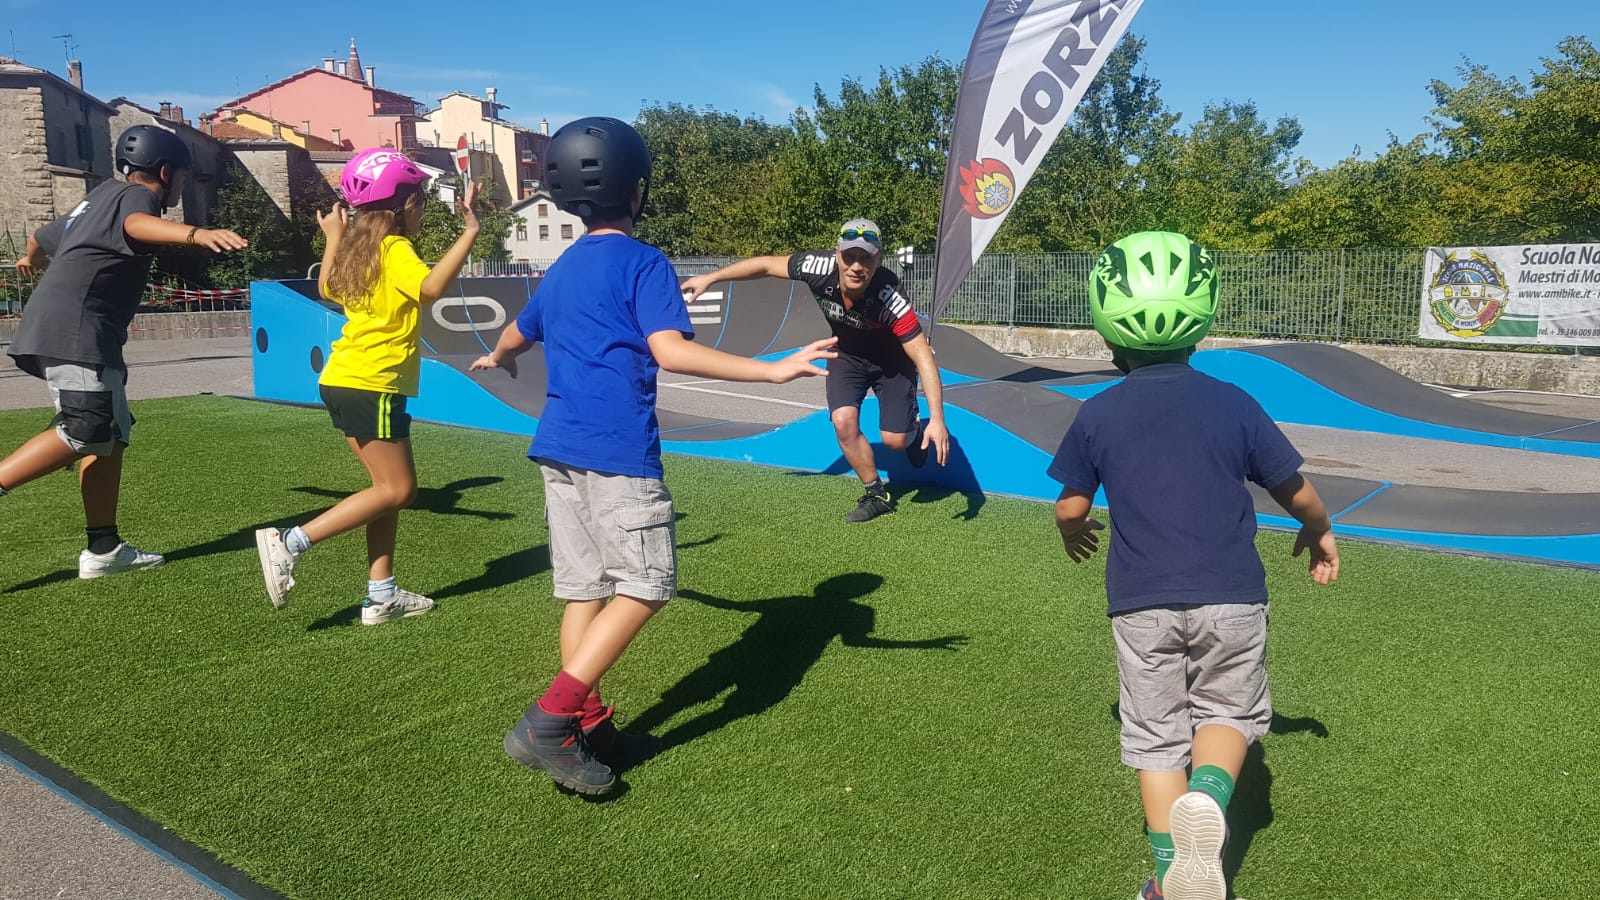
[839,227,882,244]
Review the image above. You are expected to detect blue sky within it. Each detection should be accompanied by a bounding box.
[4,0,1592,170]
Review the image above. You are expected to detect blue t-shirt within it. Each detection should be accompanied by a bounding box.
[516,233,693,478]
[1046,364,1304,615]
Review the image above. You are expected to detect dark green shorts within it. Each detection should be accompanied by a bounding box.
[319,385,411,440]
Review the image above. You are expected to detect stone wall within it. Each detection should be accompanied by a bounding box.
[0,86,55,246]
[0,311,250,343]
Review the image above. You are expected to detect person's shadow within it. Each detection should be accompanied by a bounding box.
[628,573,967,753]
[1111,703,1328,898]
[291,475,514,521]
[1222,712,1327,891]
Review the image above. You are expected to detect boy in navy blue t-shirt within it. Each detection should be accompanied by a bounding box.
[470,118,835,796]
[1048,232,1339,900]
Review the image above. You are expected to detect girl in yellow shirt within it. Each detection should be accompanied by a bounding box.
[254,149,479,625]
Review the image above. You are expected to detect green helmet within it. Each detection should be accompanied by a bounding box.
[1089,231,1218,351]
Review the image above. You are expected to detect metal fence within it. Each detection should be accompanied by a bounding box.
[670,248,1433,346]
[885,247,1431,345]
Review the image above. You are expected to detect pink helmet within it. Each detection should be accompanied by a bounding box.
[340,148,428,208]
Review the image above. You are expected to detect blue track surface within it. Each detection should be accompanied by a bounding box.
[250,278,1600,567]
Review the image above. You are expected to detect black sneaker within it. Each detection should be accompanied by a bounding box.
[905,421,928,468]
[845,489,896,523]
[504,707,616,795]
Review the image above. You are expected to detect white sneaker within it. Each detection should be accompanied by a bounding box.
[360,588,434,625]
[78,542,164,579]
[254,528,299,609]
[1163,791,1228,900]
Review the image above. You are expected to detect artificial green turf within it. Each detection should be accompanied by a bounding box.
[1,395,1596,899]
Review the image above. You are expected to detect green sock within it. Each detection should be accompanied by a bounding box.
[1189,765,1236,811]
[1148,830,1175,885]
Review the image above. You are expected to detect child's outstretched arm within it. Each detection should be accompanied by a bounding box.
[1267,472,1340,584]
[1054,488,1105,563]
[419,180,481,303]
[469,321,534,379]
[124,214,248,253]
[15,233,46,278]
[647,331,837,383]
[680,256,790,303]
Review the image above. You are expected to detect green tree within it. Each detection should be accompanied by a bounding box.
[634,103,789,255]
[1159,100,1306,248]
[758,56,962,253]
[1420,35,1600,243]
[206,162,316,288]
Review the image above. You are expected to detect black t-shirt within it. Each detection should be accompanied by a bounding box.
[787,250,921,371]
[8,181,163,375]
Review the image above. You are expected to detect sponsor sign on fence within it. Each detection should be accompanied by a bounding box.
[1420,243,1600,345]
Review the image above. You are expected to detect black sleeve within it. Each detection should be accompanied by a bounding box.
[111,187,162,255]
[787,250,835,293]
[33,217,67,257]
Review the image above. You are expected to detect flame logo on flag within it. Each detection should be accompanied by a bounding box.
[959,158,1016,218]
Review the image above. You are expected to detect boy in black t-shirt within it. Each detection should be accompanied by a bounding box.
[681,218,950,522]
[1048,232,1339,900]
[1,125,247,578]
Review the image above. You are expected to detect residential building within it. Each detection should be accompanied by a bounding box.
[0,56,116,248]
[502,192,586,267]
[203,39,424,153]
[420,90,549,204]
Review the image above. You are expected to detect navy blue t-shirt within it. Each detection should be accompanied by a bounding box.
[516,233,693,478]
[1047,364,1304,615]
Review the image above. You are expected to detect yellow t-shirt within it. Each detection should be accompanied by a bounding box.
[318,235,433,396]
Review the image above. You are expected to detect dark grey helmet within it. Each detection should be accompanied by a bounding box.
[544,117,651,222]
[115,124,192,176]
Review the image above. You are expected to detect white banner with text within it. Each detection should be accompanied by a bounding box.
[1419,243,1600,345]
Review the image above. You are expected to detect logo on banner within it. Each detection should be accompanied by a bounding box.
[958,158,1016,218]
[1427,251,1510,337]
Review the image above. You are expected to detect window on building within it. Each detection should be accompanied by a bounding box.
[516,223,527,241]
[537,203,549,218]
[539,224,550,240]
[560,224,573,240]
[75,124,92,162]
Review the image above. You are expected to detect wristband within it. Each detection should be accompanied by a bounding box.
[186,226,199,245]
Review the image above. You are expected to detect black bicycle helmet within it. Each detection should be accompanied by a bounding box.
[115,124,192,176]
[544,116,651,222]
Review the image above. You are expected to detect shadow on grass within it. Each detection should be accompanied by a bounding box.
[1223,712,1328,893]
[291,475,515,521]
[629,572,968,754]
[1111,703,1328,898]
[789,463,987,522]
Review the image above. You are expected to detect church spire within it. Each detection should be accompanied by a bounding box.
[347,37,362,81]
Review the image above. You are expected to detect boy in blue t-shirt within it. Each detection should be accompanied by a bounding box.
[1048,232,1339,900]
[470,117,836,796]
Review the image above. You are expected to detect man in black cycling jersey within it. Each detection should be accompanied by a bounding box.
[681,218,949,523]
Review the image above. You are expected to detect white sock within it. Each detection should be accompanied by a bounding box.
[368,577,396,602]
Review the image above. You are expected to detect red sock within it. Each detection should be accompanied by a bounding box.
[535,670,591,716]
[580,690,610,731]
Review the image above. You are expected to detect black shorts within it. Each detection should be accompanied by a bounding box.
[320,384,411,440]
[825,353,919,435]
